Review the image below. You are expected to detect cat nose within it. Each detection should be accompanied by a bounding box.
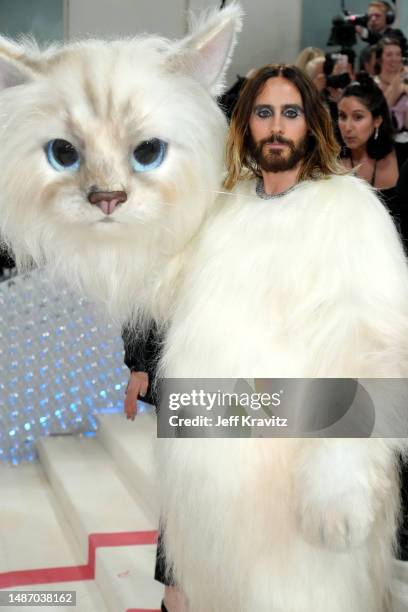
[88,190,127,215]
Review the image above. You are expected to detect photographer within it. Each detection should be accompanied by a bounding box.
[357,2,407,54]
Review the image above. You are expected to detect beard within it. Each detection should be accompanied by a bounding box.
[249,133,308,173]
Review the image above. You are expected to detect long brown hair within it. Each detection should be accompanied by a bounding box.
[224,64,342,190]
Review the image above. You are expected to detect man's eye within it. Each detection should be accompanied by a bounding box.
[256,108,272,119]
[283,108,301,119]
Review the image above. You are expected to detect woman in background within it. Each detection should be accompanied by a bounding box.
[295,46,324,72]
[337,72,405,238]
[375,38,408,136]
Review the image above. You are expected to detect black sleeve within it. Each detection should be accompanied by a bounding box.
[122,321,161,378]
[364,30,381,45]
[122,321,163,406]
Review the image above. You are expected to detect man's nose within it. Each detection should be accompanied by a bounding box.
[270,115,283,133]
[88,190,128,215]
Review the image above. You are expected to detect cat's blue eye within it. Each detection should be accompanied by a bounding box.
[131,138,167,173]
[45,139,80,172]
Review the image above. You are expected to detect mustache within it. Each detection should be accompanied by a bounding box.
[258,134,295,149]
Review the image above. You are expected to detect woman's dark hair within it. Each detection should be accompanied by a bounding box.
[339,72,394,160]
[359,45,376,72]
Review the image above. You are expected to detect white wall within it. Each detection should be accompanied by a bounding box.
[190,0,303,83]
[66,0,303,87]
[398,0,408,39]
[66,0,186,40]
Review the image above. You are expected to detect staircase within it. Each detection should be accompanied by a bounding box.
[2,411,408,611]
[0,412,163,612]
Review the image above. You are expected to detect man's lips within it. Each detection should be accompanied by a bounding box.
[264,141,287,149]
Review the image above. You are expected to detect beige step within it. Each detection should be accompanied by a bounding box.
[96,545,163,611]
[97,412,159,518]
[0,463,80,573]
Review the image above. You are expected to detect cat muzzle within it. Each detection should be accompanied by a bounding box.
[88,190,127,215]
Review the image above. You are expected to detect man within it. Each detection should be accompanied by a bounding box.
[124,64,408,611]
[124,63,335,610]
[358,1,407,53]
[224,63,341,192]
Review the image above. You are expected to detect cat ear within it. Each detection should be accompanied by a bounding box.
[168,2,243,96]
[0,36,38,90]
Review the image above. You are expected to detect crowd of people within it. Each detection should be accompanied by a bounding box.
[302,43,407,241]
[221,11,408,246]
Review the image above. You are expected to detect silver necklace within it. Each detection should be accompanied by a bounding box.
[255,177,299,200]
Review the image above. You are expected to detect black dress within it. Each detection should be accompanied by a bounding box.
[378,186,408,248]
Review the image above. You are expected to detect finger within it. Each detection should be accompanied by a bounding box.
[127,380,142,397]
[124,394,138,420]
[139,379,149,398]
[125,403,137,420]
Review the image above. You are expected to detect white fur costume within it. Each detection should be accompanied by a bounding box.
[0,5,407,611]
[159,175,408,611]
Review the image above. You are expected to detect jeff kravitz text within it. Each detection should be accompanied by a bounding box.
[168,414,288,427]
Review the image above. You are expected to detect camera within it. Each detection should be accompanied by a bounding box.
[327,13,368,48]
[326,72,352,89]
[323,53,351,89]
[327,10,368,48]
[343,13,368,27]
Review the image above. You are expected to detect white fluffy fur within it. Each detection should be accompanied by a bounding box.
[0,5,408,611]
[158,176,408,611]
[0,4,242,324]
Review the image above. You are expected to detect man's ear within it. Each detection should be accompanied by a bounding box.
[167,2,243,96]
[0,36,40,90]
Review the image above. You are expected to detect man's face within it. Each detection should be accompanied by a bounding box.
[367,4,387,32]
[248,77,308,173]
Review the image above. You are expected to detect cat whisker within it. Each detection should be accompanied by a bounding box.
[193,187,259,203]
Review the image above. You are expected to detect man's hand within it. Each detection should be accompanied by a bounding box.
[124,371,149,421]
[332,55,348,76]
